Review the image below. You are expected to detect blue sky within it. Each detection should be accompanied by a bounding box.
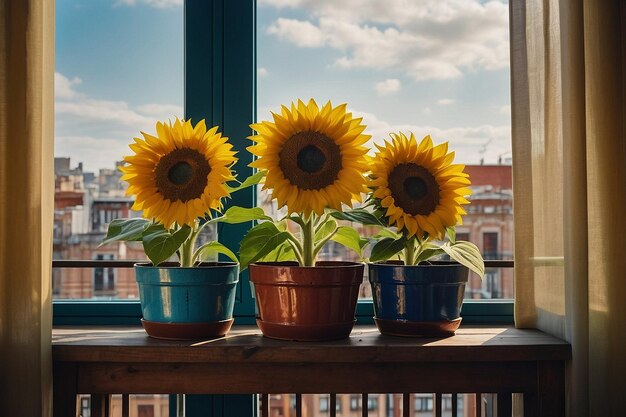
[55,0,511,173]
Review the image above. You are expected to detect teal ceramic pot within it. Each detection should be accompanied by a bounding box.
[368,262,468,337]
[135,262,239,340]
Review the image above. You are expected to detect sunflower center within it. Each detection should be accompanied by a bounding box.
[168,161,193,185]
[404,176,428,200]
[297,145,326,173]
[279,130,342,190]
[388,163,440,216]
[155,148,211,202]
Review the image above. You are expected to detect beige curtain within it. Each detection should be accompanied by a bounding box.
[0,1,55,416]
[512,0,626,416]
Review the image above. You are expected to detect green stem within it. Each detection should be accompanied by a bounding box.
[313,226,338,259]
[285,233,305,265]
[301,214,316,266]
[404,237,417,266]
[180,224,200,267]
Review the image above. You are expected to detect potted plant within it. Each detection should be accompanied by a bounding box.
[364,132,485,337]
[240,99,371,341]
[101,118,263,340]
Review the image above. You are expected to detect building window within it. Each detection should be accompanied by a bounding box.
[319,397,329,412]
[93,254,115,295]
[137,404,154,417]
[367,395,378,411]
[350,395,360,411]
[483,268,501,299]
[80,396,90,417]
[483,232,499,259]
[414,395,433,412]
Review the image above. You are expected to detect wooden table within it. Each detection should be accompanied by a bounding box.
[52,326,571,417]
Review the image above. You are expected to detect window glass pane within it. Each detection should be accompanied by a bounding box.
[257,0,512,299]
[54,0,183,299]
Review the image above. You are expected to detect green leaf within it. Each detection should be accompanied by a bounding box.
[415,242,446,263]
[330,226,365,256]
[446,227,456,244]
[239,222,291,270]
[100,218,151,246]
[210,206,271,224]
[440,241,485,278]
[225,170,266,193]
[142,224,192,266]
[330,208,384,226]
[259,241,297,262]
[373,229,401,240]
[369,236,406,263]
[314,218,337,241]
[195,241,239,263]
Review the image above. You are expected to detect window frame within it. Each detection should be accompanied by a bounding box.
[52,1,514,414]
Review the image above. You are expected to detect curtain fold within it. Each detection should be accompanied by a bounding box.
[0,1,55,416]
[512,0,625,416]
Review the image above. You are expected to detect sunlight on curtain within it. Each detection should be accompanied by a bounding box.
[512,0,626,415]
[0,1,55,416]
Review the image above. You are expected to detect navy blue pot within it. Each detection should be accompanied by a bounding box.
[368,262,468,337]
[135,262,239,340]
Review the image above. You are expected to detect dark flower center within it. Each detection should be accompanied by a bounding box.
[155,148,211,202]
[168,161,193,185]
[279,130,342,190]
[297,145,327,173]
[388,163,440,215]
[403,176,428,200]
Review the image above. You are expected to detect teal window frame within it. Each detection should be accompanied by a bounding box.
[52,0,513,414]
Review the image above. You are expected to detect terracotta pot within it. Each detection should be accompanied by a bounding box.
[249,261,364,341]
[368,261,468,337]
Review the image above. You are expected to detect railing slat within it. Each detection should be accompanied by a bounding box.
[497,392,512,417]
[296,393,302,417]
[90,394,110,417]
[361,393,368,417]
[330,394,337,417]
[451,393,458,417]
[121,394,129,417]
[435,393,442,417]
[402,393,410,417]
[260,394,269,417]
[476,392,482,417]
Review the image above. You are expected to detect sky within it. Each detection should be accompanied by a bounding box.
[55,0,511,174]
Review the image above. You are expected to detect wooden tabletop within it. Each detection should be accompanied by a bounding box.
[52,325,571,364]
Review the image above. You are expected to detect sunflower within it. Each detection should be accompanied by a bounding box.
[248,99,370,216]
[120,119,237,228]
[370,132,471,240]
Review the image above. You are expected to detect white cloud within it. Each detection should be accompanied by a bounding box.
[55,72,183,172]
[499,104,511,114]
[115,0,182,8]
[258,67,269,78]
[261,0,509,80]
[55,73,83,99]
[437,98,456,105]
[349,108,511,165]
[375,79,401,96]
[267,18,325,47]
[423,107,432,115]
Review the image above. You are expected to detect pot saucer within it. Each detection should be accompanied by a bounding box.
[141,318,234,340]
[374,317,462,338]
[256,318,356,342]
